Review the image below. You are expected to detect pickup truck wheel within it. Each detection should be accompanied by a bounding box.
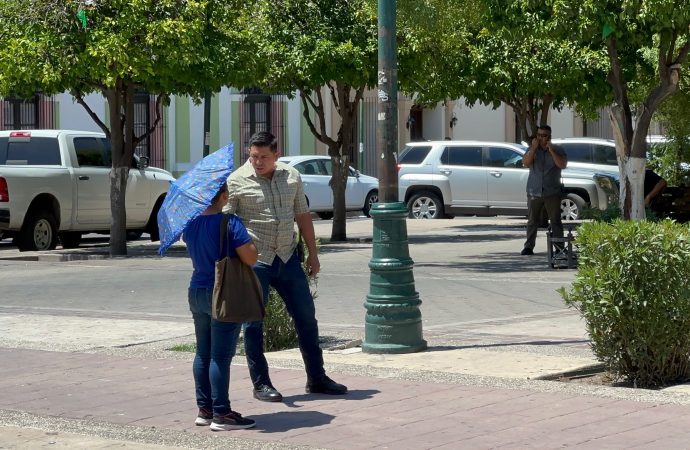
[408,192,443,219]
[146,196,165,242]
[561,193,585,221]
[18,211,58,251]
[126,231,144,241]
[59,232,82,249]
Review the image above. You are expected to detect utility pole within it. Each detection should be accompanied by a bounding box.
[362,0,426,354]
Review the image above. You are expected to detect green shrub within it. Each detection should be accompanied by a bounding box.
[262,288,299,351]
[581,203,660,223]
[560,219,690,388]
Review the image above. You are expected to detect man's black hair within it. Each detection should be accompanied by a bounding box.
[248,131,278,152]
[537,125,552,135]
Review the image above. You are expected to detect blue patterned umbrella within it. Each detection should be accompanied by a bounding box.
[157,143,235,255]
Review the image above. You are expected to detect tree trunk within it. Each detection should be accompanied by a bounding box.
[606,35,687,220]
[105,81,134,256]
[330,150,349,242]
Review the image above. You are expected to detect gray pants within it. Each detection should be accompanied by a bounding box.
[524,195,563,251]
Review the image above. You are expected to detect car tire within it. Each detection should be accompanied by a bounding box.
[317,212,334,220]
[126,231,144,241]
[408,192,444,219]
[17,211,58,251]
[59,231,82,249]
[362,190,378,217]
[146,195,165,242]
[561,193,585,220]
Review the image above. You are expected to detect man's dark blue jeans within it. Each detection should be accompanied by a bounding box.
[244,250,325,387]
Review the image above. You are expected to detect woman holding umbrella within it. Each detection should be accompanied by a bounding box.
[157,144,257,431]
[184,182,258,431]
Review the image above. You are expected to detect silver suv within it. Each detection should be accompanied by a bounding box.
[398,141,616,220]
[550,138,619,174]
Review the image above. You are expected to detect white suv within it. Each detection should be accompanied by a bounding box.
[397,141,616,220]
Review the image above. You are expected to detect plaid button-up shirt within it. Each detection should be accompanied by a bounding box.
[225,160,309,265]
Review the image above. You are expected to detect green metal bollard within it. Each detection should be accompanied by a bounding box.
[363,202,427,354]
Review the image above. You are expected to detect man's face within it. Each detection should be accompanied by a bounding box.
[537,130,551,145]
[248,145,279,177]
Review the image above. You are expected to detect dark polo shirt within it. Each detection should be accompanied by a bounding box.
[526,145,567,198]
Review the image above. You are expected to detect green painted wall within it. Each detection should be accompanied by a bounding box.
[231,100,241,167]
[211,94,220,152]
[53,102,60,128]
[300,98,316,155]
[175,97,191,164]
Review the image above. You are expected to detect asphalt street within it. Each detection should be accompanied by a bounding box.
[0,216,574,335]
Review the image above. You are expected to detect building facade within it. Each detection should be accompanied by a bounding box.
[2,90,607,178]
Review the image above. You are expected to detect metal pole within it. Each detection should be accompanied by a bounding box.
[362,0,426,354]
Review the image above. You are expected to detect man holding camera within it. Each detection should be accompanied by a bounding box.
[521,125,568,255]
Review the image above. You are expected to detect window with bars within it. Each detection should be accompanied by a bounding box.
[1,95,55,130]
[239,88,286,162]
[131,91,165,169]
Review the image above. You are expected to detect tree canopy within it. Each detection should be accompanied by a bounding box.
[0,0,254,253]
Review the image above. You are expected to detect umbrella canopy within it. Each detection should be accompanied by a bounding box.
[157,143,235,255]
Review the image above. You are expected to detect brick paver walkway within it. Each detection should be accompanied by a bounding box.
[2,348,690,449]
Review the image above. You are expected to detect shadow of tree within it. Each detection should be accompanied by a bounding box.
[415,252,559,273]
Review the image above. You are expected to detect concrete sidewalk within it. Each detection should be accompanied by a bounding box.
[3,218,690,448]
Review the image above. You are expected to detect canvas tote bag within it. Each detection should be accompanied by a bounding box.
[211,214,265,322]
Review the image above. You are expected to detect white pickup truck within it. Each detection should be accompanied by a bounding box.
[0,129,173,251]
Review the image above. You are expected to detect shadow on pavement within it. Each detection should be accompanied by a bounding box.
[415,252,559,273]
[425,340,590,352]
[409,232,523,244]
[248,410,335,433]
[281,389,379,409]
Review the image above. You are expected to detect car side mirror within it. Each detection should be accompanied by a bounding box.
[354,170,361,178]
[137,156,150,169]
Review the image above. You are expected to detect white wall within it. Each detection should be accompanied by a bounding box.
[550,108,575,138]
[58,92,106,132]
[422,106,445,141]
[454,102,508,142]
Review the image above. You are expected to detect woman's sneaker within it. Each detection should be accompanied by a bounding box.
[195,408,213,426]
[210,411,256,431]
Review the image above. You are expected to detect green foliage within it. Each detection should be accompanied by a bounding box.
[561,219,690,387]
[262,288,299,352]
[580,204,659,222]
[169,343,196,352]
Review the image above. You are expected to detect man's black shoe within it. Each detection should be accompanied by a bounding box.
[520,248,534,256]
[253,384,283,402]
[306,376,348,395]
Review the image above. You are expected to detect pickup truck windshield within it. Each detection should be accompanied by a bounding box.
[0,137,61,165]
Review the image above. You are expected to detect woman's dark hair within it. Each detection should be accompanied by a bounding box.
[248,131,278,152]
[212,182,228,203]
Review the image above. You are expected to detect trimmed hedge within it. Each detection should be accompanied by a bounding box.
[560,219,690,388]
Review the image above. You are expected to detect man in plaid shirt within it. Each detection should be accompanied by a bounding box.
[225,131,347,402]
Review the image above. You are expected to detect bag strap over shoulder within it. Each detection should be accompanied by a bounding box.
[218,214,230,261]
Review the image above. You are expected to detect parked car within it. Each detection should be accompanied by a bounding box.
[278,155,379,219]
[550,137,619,174]
[397,141,616,220]
[0,129,173,251]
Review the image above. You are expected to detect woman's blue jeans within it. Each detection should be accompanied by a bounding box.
[188,287,241,417]
[244,250,325,387]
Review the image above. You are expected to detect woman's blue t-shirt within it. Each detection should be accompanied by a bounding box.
[183,213,252,289]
